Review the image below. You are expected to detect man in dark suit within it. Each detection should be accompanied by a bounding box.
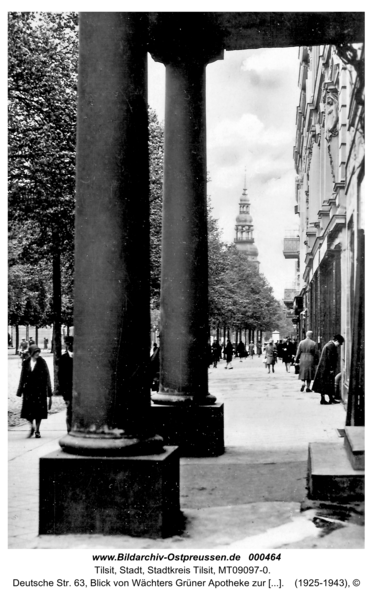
[59,336,74,431]
[312,334,344,405]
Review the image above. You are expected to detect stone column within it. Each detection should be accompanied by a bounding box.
[152,50,221,405]
[59,13,162,455]
[40,13,180,538]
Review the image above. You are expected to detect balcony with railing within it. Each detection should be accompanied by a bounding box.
[283,288,298,308]
[283,231,300,259]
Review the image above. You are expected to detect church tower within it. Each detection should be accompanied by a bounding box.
[234,174,260,271]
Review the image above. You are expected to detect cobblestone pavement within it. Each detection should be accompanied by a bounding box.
[8,355,363,549]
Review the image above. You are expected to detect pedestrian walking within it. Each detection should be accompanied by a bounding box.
[289,337,297,365]
[44,337,48,350]
[248,342,255,359]
[18,338,30,362]
[281,337,293,372]
[312,334,344,404]
[16,346,52,438]
[212,340,220,368]
[59,336,74,432]
[294,331,318,392]
[265,340,277,373]
[256,342,262,358]
[262,342,268,368]
[224,340,234,369]
[237,340,246,362]
[276,340,283,362]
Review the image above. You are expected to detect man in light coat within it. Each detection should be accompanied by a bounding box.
[294,331,318,392]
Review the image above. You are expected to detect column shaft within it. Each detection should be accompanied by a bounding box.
[60,13,162,454]
[158,61,211,402]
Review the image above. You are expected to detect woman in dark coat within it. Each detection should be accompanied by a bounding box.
[224,340,234,369]
[312,334,344,404]
[16,346,52,438]
[294,331,317,392]
[236,340,246,362]
[281,338,293,372]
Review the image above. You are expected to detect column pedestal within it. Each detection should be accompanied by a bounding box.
[150,402,224,456]
[40,447,180,538]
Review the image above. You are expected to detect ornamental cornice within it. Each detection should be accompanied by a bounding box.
[318,205,330,217]
[325,213,346,246]
[310,221,320,229]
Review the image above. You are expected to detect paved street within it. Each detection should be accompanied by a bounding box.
[8,354,363,549]
[209,355,345,450]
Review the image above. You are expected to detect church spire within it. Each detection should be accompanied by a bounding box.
[234,171,259,270]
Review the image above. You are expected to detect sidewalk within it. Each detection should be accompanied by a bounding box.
[8,356,364,549]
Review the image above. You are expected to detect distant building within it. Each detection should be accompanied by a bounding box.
[234,177,260,271]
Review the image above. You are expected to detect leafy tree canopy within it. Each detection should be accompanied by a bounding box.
[149,109,164,309]
[208,201,285,333]
[8,12,78,330]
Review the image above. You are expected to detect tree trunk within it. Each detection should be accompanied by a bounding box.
[35,326,38,346]
[52,242,62,394]
[15,324,19,355]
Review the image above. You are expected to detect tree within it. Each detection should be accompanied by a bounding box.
[8,12,78,390]
[8,223,52,328]
[149,108,164,309]
[208,213,284,334]
[207,197,228,324]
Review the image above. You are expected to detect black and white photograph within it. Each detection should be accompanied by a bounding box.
[6,3,368,596]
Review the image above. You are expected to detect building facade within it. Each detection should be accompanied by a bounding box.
[291,43,364,422]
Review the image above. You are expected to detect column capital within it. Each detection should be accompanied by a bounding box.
[151,46,224,67]
[148,13,224,66]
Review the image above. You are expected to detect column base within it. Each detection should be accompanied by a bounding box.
[153,391,217,405]
[150,401,224,456]
[59,432,164,456]
[39,447,180,538]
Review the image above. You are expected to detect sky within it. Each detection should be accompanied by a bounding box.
[148,47,301,300]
